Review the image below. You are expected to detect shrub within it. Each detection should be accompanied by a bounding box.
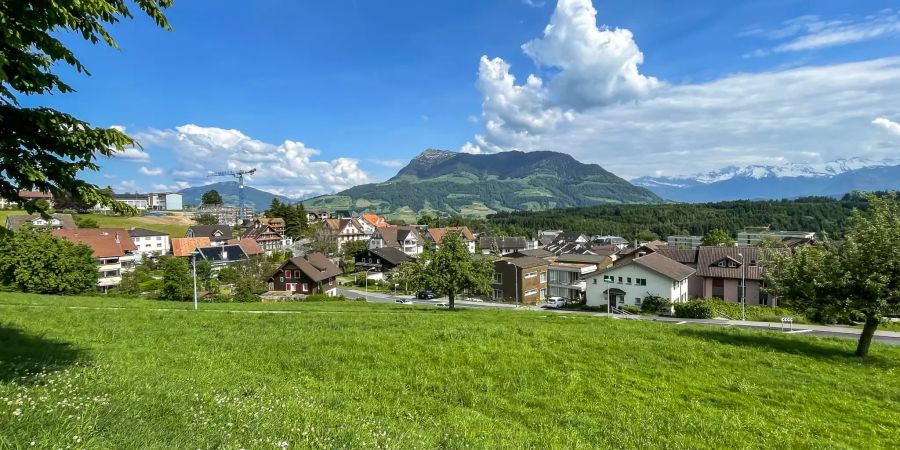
[640,295,673,315]
[674,300,714,319]
[622,305,642,315]
[303,294,355,302]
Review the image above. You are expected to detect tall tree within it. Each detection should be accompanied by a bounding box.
[767,193,900,356]
[201,190,224,206]
[195,213,219,225]
[159,256,192,301]
[0,227,98,294]
[1,0,172,215]
[421,231,493,309]
[702,229,735,246]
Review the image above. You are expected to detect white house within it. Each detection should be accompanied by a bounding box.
[127,227,171,258]
[585,253,694,310]
[369,225,422,257]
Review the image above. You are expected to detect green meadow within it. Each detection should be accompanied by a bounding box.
[1,293,898,449]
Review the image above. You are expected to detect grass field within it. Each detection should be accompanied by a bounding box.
[0,210,192,237]
[1,293,899,448]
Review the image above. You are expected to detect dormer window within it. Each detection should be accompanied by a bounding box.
[714,257,741,268]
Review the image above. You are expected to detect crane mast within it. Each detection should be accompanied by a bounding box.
[207,168,257,221]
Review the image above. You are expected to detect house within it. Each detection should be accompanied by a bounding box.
[592,235,629,249]
[171,237,211,257]
[479,236,527,255]
[667,235,704,249]
[736,226,815,246]
[491,256,549,305]
[585,252,695,310]
[196,244,248,269]
[147,192,183,211]
[0,191,54,209]
[548,259,599,303]
[244,217,286,236]
[357,213,388,235]
[241,222,292,253]
[694,246,786,306]
[127,227,171,258]
[110,194,149,211]
[369,225,423,257]
[426,227,476,253]
[543,238,596,256]
[354,247,414,273]
[268,252,342,296]
[227,238,264,257]
[4,213,77,231]
[654,247,704,298]
[186,225,233,246]
[52,228,138,292]
[306,210,329,222]
[321,218,369,253]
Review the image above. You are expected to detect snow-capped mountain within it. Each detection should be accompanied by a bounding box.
[633,158,900,202]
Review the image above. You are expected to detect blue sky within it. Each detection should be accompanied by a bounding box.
[24,0,900,197]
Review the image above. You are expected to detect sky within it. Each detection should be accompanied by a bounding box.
[24,0,900,198]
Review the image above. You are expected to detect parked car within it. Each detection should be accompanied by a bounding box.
[545,297,567,309]
[416,290,437,299]
[395,299,413,304]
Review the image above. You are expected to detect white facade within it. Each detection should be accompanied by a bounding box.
[131,234,171,258]
[667,235,704,249]
[585,264,689,309]
[148,192,183,211]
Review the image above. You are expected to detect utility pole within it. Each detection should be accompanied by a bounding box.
[192,250,199,311]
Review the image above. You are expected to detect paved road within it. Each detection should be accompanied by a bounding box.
[338,287,900,346]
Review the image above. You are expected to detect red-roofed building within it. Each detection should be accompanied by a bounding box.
[426,227,476,253]
[52,228,138,291]
[267,253,342,296]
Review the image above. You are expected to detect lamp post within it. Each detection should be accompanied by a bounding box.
[191,250,199,311]
[737,253,746,321]
[606,276,612,316]
[364,267,376,302]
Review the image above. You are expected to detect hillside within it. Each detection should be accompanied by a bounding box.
[2,293,898,448]
[179,181,293,209]
[304,149,662,220]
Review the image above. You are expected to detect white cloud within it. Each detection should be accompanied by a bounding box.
[139,166,164,176]
[369,159,407,168]
[744,9,900,55]
[873,117,900,135]
[118,180,139,192]
[522,0,546,7]
[463,0,657,154]
[152,181,191,191]
[135,125,369,198]
[113,147,150,163]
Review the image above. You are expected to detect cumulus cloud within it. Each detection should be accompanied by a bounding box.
[139,166,164,176]
[134,125,369,198]
[118,180,139,192]
[873,117,900,135]
[743,9,900,56]
[152,181,191,191]
[113,147,150,163]
[463,0,657,154]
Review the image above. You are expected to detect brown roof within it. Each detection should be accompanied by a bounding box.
[591,245,621,257]
[695,246,787,280]
[275,252,342,282]
[374,225,418,246]
[171,237,211,257]
[5,213,77,231]
[631,253,695,281]
[655,247,699,264]
[511,249,555,258]
[52,228,136,258]
[427,226,475,243]
[227,238,263,256]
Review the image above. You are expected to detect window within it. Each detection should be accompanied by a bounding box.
[493,289,503,300]
[524,271,536,279]
[284,269,291,278]
[636,278,647,286]
[617,277,623,284]
[626,277,632,285]
[279,277,284,282]
[302,283,308,292]
[592,278,597,285]
[294,270,301,279]
[156,243,162,248]
[524,289,537,296]
[540,272,547,283]
[493,272,502,283]
[635,298,642,306]
[603,275,614,283]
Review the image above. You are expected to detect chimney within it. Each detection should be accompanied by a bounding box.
[115,233,120,244]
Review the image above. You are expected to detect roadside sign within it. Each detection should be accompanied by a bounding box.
[781,317,794,331]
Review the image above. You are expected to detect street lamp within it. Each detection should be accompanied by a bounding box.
[737,253,746,321]
[191,249,199,311]
[606,276,612,316]
[364,267,377,302]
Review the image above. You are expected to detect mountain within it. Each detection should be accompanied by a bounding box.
[303,149,662,221]
[179,181,293,209]
[633,158,900,202]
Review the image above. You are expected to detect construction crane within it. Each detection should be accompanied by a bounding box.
[208,168,257,221]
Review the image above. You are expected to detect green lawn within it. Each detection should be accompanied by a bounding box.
[0,210,191,237]
[1,293,899,448]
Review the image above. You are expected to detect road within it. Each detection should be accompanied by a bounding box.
[337,287,900,346]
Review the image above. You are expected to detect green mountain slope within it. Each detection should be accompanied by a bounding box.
[304,149,662,220]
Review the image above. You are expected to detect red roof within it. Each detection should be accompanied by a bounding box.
[427,226,475,243]
[171,237,211,257]
[52,228,136,258]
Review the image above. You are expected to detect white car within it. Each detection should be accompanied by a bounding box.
[545,297,567,308]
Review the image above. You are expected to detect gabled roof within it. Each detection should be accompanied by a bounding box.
[227,238,263,256]
[52,228,137,258]
[556,253,609,264]
[695,246,788,280]
[128,227,168,237]
[427,226,475,243]
[324,218,366,235]
[186,225,233,240]
[274,253,342,282]
[511,248,555,258]
[171,237,211,257]
[592,252,694,281]
[5,214,76,231]
[591,245,621,257]
[374,225,419,245]
[499,256,550,269]
[655,247,699,264]
[197,244,248,263]
[242,224,283,240]
[369,246,415,265]
[360,213,387,227]
[544,241,596,256]
[479,236,527,250]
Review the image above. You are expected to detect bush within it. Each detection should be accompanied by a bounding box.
[303,294,356,302]
[674,300,714,319]
[640,295,673,315]
[622,305,642,315]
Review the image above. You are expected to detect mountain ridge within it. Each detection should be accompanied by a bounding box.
[179,181,293,208]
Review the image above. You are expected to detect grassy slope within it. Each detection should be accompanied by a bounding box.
[1,293,899,448]
[0,210,190,237]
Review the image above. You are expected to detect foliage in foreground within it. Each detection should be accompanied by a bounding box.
[0,294,897,448]
[0,228,98,294]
